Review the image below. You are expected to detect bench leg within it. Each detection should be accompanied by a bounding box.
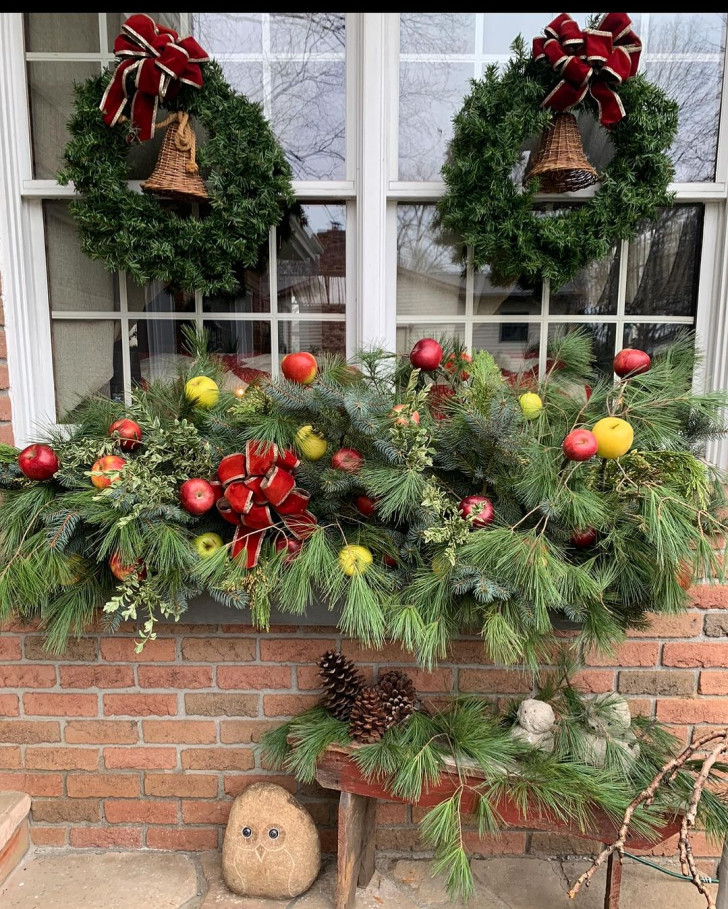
[604,850,623,909]
[336,791,378,909]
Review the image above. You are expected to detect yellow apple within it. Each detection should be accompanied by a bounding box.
[338,544,373,577]
[518,392,543,419]
[193,532,224,559]
[185,376,219,409]
[295,424,328,460]
[592,417,634,459]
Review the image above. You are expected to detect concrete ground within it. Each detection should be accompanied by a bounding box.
[0,848,718,909]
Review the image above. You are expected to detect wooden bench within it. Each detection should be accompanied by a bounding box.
[314,744,684,909]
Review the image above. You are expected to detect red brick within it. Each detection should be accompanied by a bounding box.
[0,772,62,796]
[0,695,19,716]
[377,803,408,824]
[224,774,296,798]
[447,640,493,665]
[618,670,694,696]
[103,694,177,716]
[463,831,528,854]
[689,584,728,609]
[31,827,67,846]
[70,827,142,848]
[181,638,256,662]
[459,669,532,694]
[143,720,216,744]
[400,668,453,692]
[663,643,728,668]
[146,827,218,850]
[529,832,599,855]
[24,693,97,716]
[100,638,176,662]
[586,642,659,667]
[105,799,178,825]
[67,773,139,798]
[297,666,325,690]
[263,694,320,717]
[60,665,135,689]
[144,773,218,798]
[24,637,98,662]
[0,746,21,768]
[26,747,98,771]
[656,699,728,724]
[0,720,60,743]
[217,666,291,690]
[104,747,178,770]
[0,364,9,390]
[0,665,56,687]
[65,720,138,744]
[0,637,21,660]
[0,331,7,357]
[627,613,702,638]
[625,698,653,718]
[339,640,411,664]
[699,672,728,694]
[33,799,100,823]
[0,396,12,422]
[182,800,231,825]
[180,748,254,771]
[184,693,258,717]
[571,670,616,693]
[633,831,720,857]
[261,639,337,663]
[220,720,280,744]
[137,666,213,689]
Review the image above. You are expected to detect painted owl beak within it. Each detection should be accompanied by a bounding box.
[255,844,266,862]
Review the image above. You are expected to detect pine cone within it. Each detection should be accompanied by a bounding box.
[349,686,389,744]
[378,669,416,729]
[317,650,364,721]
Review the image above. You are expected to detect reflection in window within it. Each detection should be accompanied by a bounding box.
[278,205,346,316]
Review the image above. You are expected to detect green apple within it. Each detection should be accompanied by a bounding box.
[193,532,224,558]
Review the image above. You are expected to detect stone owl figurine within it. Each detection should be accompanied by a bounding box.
[510,698,556,752]
[222,782,321,899]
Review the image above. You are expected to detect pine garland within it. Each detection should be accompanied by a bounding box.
[58,60,294,294]
[438,36,679,290]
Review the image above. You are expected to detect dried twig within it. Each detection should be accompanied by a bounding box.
[568,730,728,907]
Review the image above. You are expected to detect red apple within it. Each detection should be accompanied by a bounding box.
[331,447,364,474]
[391,404,420,426]
[429,384,455,420]
[108,418,142,452]
[459,495,494,528]
[91,455,125,489]
[281,351,318,385]
[109,551,146,581]
[613,348,651,378]
[571,527,597,548]
[410,338,443,372]
[354,495,376,517]
[179,478,216,515]
[444,351,472,380]
[562,429,599,462]
[275,536,303,565]
[17,444,59,481]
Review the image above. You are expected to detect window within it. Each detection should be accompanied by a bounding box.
[2,13,728,465]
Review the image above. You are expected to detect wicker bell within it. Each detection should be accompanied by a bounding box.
[141,111,209,202]
[523,113,598,193]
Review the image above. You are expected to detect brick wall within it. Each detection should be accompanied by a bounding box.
[0,596,725,866]
[0,289,13,445]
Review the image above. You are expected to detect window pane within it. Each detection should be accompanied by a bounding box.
[278,205,346,315]
[483,14,560,53]
[643,13,725,55]
[549,323,617,376]
[44,202,118,313]
[204,320,272,382]
[133,318,195,387]
[191,13,261,55]
[107,14,181,53]
[397,205,465,319]
[549,248,619,316]
[25,13,100,53]
[270,13,345,54]
[400,14,475,53]
[204,273,271,317]
[625,207,702,317]
[397,323,465,355]
[474,276,542,317]
[472,323,540,373]
[278,320,346,363]
[28,61,99,180]
[623,323,693,357]
[127,282,195,315]
[51,320,122,418]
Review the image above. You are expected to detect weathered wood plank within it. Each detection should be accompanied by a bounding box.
[604,850,623,909]
[336,791,377,909]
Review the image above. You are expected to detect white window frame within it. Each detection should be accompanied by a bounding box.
[2,13,728,467]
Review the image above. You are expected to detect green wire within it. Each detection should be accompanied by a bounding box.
[623,851,719,885]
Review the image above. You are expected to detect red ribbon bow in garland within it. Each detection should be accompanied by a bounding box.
[216,442,317,569]
[533,12,641,127]
[100,14,209,142]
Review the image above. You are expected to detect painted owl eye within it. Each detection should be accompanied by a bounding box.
[268,828,279,839]
[241,826,252,838]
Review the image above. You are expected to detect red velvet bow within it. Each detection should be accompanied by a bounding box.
[533,13,641,127]
[100,14,209,142]
[216,441,317,569]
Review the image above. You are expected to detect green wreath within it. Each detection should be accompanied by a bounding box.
[59,61,294,295]
[438,37,679,291]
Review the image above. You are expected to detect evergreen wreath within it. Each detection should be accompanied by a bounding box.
[58,60,294,294]
[438,34,679,290]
